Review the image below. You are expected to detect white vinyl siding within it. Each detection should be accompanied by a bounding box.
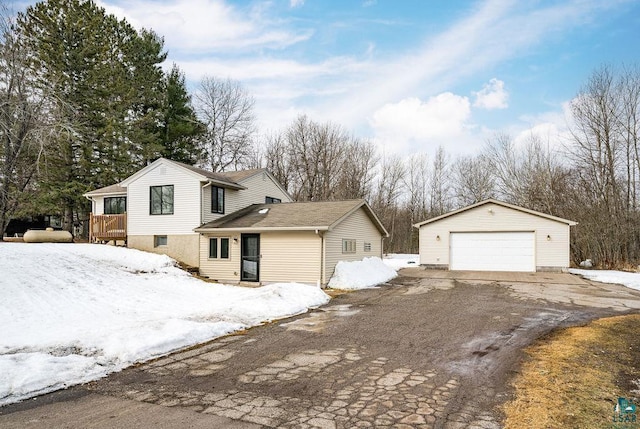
[260,232,321,284]
[199,231,321,284]
[126,160,202,236]
[325,208,383,282]
[418,202,571,270]
[202,172,292,224]
[450,232,535,272]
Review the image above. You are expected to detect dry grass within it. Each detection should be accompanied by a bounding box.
[503,314,640,429]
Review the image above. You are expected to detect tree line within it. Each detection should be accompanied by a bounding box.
[2,1,640,268]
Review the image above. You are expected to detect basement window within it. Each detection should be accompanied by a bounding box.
[154,235,167,247]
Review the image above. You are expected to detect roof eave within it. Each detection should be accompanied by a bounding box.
[414,199,577,227]
[194,226,330,233]
[205,179,246,190]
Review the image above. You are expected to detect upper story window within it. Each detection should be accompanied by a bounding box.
[212,186,225,214]
[150,185,174,215]
[265,196,281,204]
[104,196,126,214]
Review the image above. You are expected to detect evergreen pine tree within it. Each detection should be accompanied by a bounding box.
[17,0,167,232]
[160,64,204,165]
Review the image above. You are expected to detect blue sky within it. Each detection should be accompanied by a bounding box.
[18,0,640,156]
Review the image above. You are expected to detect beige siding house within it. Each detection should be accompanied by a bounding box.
[195,200,388,286]
[415,199,577,272]
[84,158,292,267]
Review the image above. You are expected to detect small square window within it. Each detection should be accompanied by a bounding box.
[342,239,356,254]
[154,235,167,247]
[364,242,372,252]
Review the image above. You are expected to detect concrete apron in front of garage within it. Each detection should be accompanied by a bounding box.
[3,270,640,429]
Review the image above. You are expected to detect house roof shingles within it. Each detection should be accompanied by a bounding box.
[196,199,388,235]
[83,184,126,196]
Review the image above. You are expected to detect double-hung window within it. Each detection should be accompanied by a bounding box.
[150,185,174,215]
[212,186,225,214]
[209,237,230,259]
[104,197,126,214]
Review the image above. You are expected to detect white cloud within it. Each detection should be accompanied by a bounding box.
[473,78,508,109]
[94,0,630,156]
[512,101,574,151]
[290,0,305,8]
[98,0,313,53]
[370,93,472,153]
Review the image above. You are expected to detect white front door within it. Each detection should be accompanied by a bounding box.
[449,232,535,272]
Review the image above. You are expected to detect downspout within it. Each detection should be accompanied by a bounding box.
[317,229,325,287]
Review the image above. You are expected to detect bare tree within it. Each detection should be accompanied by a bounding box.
[334,138,378,200]
[0,5,59,238]
[372,155,406,252]
[195,76,256,172]
[451,154,494,206]
[263,131,292,192]
[429,146,452,216]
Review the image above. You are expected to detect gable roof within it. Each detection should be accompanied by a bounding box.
[195,199,389,236]
[119,158,246,190]
[83,183,126,197]
[413,198,577,228]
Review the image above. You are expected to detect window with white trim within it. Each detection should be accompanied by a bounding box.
[342,239,356,254]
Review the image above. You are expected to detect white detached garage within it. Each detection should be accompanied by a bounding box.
[414,199,577,272]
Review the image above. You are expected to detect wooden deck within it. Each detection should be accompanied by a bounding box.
[89,213,127,243]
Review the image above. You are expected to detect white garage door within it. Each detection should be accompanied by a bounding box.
[450,232,535,272]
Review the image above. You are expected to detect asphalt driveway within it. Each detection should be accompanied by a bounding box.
[3,269,640,429]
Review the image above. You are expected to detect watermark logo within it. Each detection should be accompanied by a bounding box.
[613,397,637,425]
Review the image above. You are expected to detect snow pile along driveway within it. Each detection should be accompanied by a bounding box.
[0,243,330,406]
[328,256,398,290]
[383,253,419,270]
[570,268,640,291]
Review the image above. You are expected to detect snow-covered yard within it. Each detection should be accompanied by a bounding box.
[570,268,640,291]
[382,253,419,270]
[0,244,408,406]
[0,243,331,406]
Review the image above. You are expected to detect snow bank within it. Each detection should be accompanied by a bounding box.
[570,268,640,291]
[0,243,329,406]
[328,256,398,290]
[383,253,419,270]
